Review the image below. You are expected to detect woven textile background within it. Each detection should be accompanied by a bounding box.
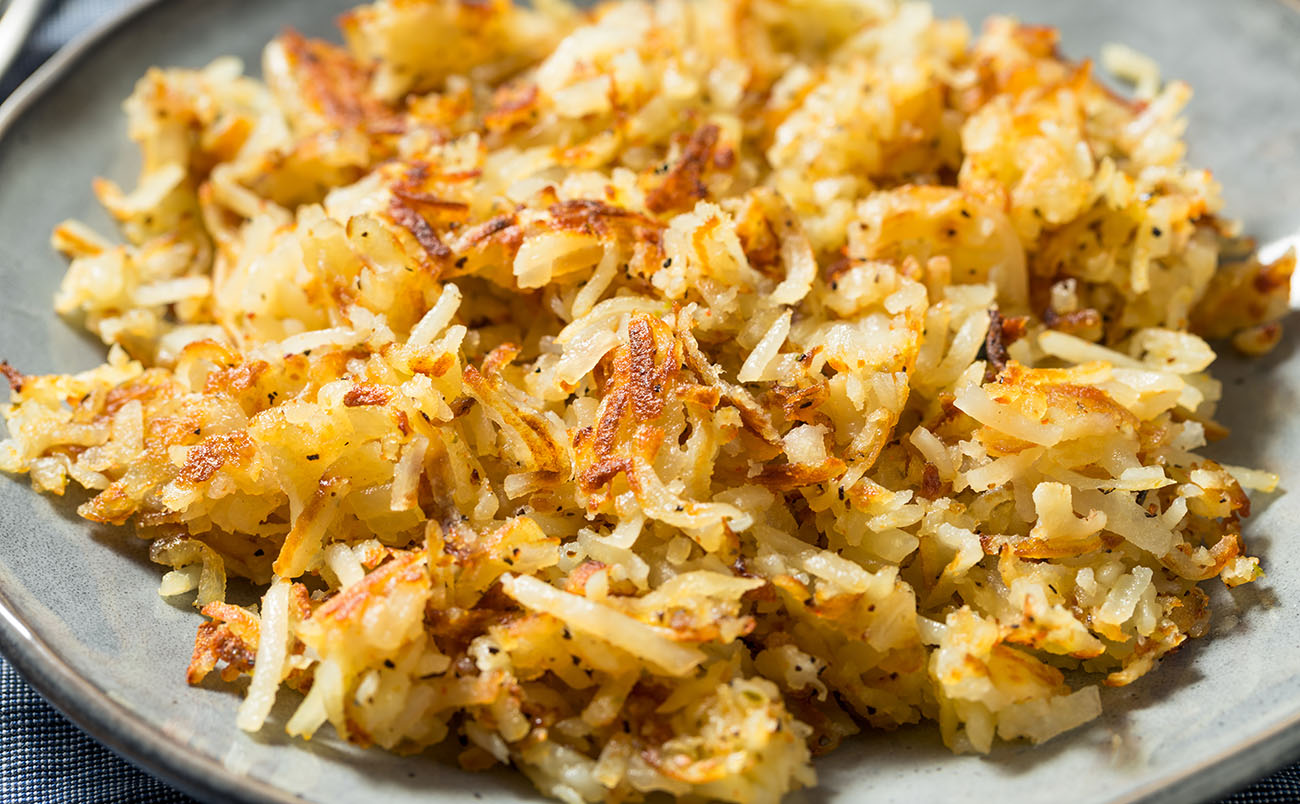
[0,1,1295,802]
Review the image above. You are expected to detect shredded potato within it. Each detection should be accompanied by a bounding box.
[0,0,1291,801]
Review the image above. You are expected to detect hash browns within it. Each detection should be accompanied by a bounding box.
[2,0,1294,801]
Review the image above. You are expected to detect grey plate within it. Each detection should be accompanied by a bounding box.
[0,1,1298,802]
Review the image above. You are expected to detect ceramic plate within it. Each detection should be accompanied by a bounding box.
[1,1,1298,802]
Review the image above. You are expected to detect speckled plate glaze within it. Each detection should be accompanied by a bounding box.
[1,1,1298,802]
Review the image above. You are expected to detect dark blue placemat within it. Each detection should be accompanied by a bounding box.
[0,655,196,803]
[0,2,1294,803]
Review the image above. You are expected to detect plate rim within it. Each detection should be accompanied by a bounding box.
[0,1,1297,803]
